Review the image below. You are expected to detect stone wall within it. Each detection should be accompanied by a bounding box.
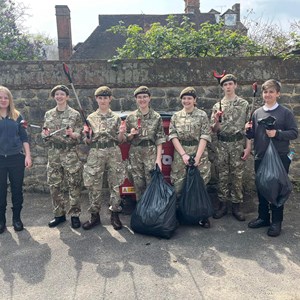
[1,57,299,204]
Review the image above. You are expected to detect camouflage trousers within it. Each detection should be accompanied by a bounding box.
[83,147,125,213]
[47,148,82,217]
[216,140,245,203]
[129,144,157,201]
[171,146,211,197]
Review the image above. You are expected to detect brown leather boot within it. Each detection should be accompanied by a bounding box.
[82,213,101,230]
[213,202,228,219]
[111,212,122,230]
[232,203,246,221]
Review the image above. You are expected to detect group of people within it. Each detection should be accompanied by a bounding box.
[0,74,298,237]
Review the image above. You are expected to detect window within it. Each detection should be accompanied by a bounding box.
[224,14,237,26]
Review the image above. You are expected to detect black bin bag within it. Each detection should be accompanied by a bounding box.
[177,164,214,225]
[130,165,177,239]
[255,139,293,207]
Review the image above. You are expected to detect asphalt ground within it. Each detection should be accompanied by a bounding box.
[0,191,300,300]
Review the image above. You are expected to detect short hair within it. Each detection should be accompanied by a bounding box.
[262,79,281,92]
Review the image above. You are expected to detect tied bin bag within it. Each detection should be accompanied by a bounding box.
[255,138,293,207]
[130,165,177,239]
[177,157,214,225]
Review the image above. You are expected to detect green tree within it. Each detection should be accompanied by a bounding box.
[0,0,52,60]
[108,15,263,60]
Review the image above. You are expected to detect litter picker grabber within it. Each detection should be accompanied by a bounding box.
[20,120,42,129]
[249,82,258,122]
[213,70,226,123]
[42,127,68,141]
[62,62,91,139]
[245,82,258,139]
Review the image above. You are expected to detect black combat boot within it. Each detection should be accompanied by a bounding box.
[0,213,6,234]
[267,222,282,237]
[12,208,24,231]
[71,216,81,229]
[267,207,283,237]
[213,202,228,219]
[248,217,270,228]
[232,203,246,221]
[199,218,211,228]
[48,215,66,228]
[111,212,122,230]
[82,213,101,230]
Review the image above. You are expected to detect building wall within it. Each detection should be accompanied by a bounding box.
[1,57,299,209]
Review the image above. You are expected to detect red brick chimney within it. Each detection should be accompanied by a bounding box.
[184,0,200,14]
[55,5,73,60]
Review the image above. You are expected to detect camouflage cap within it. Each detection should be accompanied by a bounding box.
[220,74,237,86]
[50,85,70,97]
[134,86,151,97]
[94,86,112,97]
[180,87,197,99]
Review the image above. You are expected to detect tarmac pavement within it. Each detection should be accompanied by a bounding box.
[0,191,300,300]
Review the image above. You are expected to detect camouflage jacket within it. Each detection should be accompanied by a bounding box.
[211,96,250,135]
[87,109,121,143]
[125,108,166,146]
[42,105,82,145]
[169,107,211,143]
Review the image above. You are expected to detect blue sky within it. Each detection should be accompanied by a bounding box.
[19,0,300,44]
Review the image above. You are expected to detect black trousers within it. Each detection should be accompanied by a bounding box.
[0,154,25,218]
[255,155,291,223]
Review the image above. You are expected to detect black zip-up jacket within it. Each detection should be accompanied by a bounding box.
[0,115,29,156]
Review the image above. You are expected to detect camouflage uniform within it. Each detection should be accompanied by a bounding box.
[125,108,166,200]
[83,109,125,212]
[211,96,250,203]
[43,105,82,217]
[169,107,211,195]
